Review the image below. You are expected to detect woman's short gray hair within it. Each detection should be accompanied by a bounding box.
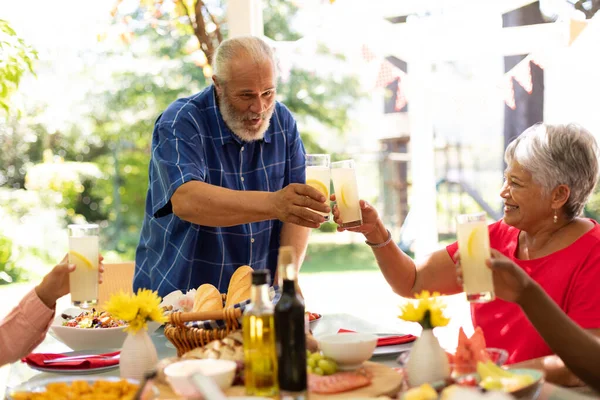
[505,123,599,219]
[212,35,277,83]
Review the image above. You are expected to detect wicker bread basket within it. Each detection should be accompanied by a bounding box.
[164,294,244,356]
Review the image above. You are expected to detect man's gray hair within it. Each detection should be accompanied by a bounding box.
[212,35,277,83]
[505,123,599,219]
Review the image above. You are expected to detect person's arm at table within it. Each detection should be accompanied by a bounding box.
[332,197,463,297]
[486,251,600,390]
[172,181,329,229]
[0,255,105,367]
[0,288,55,366]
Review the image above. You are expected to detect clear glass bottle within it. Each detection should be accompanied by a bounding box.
[242,270,279,397]
[275,246,307,400]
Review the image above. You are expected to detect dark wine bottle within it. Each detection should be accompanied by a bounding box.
[274,246,307,400]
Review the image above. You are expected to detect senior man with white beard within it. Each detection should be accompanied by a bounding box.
[134,36,328,297]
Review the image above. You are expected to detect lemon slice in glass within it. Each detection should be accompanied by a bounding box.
[339,185,350,207]
[466,226,485,257]
[306,179,328,197]
[69,250,94,270]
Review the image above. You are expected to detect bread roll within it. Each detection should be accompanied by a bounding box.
[225,265,254,308]
[193,284,224,312]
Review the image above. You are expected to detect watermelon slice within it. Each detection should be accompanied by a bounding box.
[451,327,489,376]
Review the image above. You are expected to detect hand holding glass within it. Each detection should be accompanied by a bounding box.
[456,213,494,303]
[68,224,100,308]
[305,154,331,222]
[331,160,362,228]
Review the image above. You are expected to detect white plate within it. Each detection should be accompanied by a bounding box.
[371,334,415,357]
[6,376,138,399]
[25,349,120,375]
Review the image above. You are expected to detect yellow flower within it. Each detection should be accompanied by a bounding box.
[398,300,427,322]
[429,304,450,328]
[105,289,166,334]
[105,292,138,322]
[398,290,451,329]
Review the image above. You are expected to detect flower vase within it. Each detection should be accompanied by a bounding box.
[406,329,450,387]
[120,329,158,381]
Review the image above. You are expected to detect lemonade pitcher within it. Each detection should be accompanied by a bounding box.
[456,213,494,302]
[68,224,99,308]
[331,159,362,228]
[305,154,331,222]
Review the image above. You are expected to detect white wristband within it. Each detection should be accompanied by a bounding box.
[365,229,393,249]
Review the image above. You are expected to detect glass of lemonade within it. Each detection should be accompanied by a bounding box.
[305,154,331,221]
[456,212,494,303]
[68,224,99,308]
[331,159,362,228]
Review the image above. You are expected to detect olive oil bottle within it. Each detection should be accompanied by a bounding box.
[242,270,278,397]
[275,246,307,400]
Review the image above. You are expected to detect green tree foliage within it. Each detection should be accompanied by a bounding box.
[0,20,37,114]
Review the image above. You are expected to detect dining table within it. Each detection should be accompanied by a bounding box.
[3,313,599,400]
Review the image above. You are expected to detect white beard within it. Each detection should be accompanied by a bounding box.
[218,95,275,142]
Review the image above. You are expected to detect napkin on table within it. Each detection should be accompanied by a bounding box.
[22,351,120,370]
[337,328,416,347]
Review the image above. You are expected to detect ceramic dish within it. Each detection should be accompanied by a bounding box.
[49,307,128,351]
[24,349,120,375]
[6,376,152,400]
[402,368,544,399]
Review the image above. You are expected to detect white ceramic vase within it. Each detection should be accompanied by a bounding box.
[406,329,450,387]
[120,329,158,381]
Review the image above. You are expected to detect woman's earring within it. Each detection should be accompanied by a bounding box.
[553,209,558,224]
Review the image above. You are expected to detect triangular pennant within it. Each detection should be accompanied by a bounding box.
[394,74,407,111]
[569,19,589,46]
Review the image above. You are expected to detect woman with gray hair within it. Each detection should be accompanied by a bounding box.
[333,123,600,386]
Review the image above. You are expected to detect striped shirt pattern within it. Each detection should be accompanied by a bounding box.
[134,85,306,298]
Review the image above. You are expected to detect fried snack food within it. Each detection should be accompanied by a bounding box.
[224,265,254,308]
[193,283,224,313]
[10,379,138,400]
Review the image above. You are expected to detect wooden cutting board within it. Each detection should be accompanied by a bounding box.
[154,361,403,399]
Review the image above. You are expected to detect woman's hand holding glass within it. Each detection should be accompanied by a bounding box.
[454,249,534,304]
[330,195,388,241]
[35,254,105,309]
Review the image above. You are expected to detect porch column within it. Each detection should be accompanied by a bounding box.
[227,0,264,37]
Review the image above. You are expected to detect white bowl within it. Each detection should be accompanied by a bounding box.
[318,332,378,370]
[163,359,237,398]
[49,307,128,351]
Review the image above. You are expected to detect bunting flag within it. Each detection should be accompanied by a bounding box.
[375,59,401,88]
[362,44,408,112]
[394,75,408,111]
[361,44,377,62]
[502,54,545,110]
[569,19,589,45]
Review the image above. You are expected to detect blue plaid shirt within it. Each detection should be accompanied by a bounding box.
[134,85,306,297]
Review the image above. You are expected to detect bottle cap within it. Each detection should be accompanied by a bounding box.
[252,269,270,286]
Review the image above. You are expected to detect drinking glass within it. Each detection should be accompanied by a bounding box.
[456,213,494,303]
[305,154,331,222]
[68,224,99,308]
[331,159,362,228]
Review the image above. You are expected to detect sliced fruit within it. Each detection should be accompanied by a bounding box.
[306,179,328,197]
[339,185,350,207]
[69,250,95,270]
[485,360,512,378]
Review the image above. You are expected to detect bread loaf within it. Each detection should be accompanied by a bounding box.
[182,331,244,362]
[225,265,254,308]
[193,284,224,312]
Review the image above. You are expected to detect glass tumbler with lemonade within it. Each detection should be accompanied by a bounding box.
[331,159,362,228]
[68,224,100,308]
[305,154,331,222]
[456,212,494,303]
